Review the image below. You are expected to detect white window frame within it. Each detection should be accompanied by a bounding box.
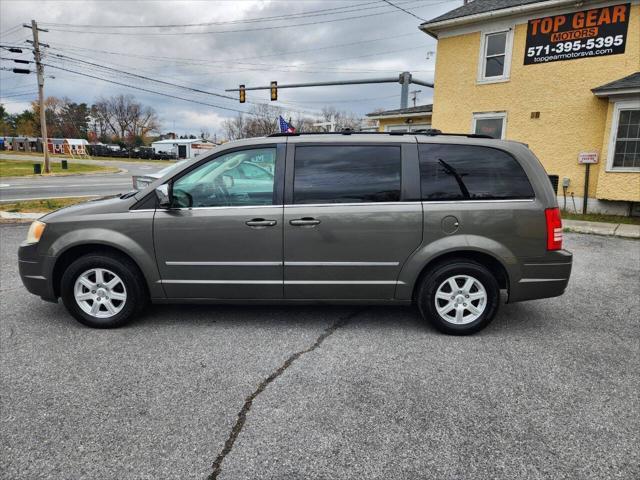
[472,112,507,139]
[477,28,514,84]
[606,99,640,172]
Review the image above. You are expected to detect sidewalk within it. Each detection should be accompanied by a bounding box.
[564,219,640,239]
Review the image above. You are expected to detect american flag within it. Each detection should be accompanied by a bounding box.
[278,115,296,133]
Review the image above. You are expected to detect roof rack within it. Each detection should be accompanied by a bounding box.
[268,129,492,139]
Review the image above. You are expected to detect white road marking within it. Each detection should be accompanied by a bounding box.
[0,182,129,190]
[0,184,10,187]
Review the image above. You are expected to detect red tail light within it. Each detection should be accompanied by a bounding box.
[545,207,563,250]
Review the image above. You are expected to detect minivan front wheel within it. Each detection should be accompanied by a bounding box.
[61,253,147,328]
[417,260,499,335]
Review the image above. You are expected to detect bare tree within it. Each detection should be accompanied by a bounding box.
[320,106,362,131]
[200,128,211,141]
[222,104,282,140]
[90,95,159,144]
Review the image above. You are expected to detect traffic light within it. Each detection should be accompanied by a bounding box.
[12,68,30,74]
[239,84,246,103]
[270,81,277,101]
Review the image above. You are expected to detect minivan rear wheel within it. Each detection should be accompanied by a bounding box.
[61,253,147,328]
[417,260,499,335]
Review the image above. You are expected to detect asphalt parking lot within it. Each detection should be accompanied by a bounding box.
[1,224,638,480]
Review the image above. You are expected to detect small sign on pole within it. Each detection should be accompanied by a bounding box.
[578,151,599,164]
[578,151,598,214]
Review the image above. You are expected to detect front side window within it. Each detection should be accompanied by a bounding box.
[293,145,401,204]
[473,113,506,139]
[171,147,276,207]
[611,108,640,169]
[419,144,534,201]
[480,30,510,81]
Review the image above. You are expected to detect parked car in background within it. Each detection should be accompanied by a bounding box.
[19,132,572,335]
[132,161,185,190]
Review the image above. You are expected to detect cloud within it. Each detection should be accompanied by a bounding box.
[0,0,459,133]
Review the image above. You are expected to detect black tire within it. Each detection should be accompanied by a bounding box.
[60,252,148,328]
[417,259,500,335]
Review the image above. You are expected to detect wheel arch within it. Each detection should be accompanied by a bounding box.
[52,243,151,299]
[396,234,517,302]
[409,250,510,302]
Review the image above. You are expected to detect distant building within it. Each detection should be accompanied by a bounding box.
[45,138,89,156]
[366,105,433,132]
[151,138,215,159]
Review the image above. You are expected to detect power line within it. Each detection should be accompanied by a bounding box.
[48,51,239,101]
[0,90,38,98]
[42,62,323,117]
[47,43,430,76]
[40,0,386,28]
[49,31,423,65]
[42,62,253,115]
[41,0,437,36]
[0,25,25,40]
[39,0,448,30]
[382,0,427,21]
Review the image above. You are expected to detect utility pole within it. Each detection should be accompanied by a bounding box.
[25,20,50,173]
[410,89,422,107]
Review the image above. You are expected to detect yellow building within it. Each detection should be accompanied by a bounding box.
[421,0,640,215]
[366,105,433,132]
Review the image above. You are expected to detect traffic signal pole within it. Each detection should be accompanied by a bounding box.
[226,72,433,109]
[25,20,50,173]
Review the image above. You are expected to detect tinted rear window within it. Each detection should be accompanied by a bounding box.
[293,145,401,204]
[419,144,534,201]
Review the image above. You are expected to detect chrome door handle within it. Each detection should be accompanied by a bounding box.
[246,218,277,227]
[290,217,321,226]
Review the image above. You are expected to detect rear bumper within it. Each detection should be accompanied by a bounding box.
[18,243,57,302]
[508,250,573,303]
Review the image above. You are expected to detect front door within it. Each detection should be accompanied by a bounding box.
[154,144,285,299]
[178,145,187,159]
[283,144,422,300]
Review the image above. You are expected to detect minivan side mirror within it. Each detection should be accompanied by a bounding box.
[155,184,171,209]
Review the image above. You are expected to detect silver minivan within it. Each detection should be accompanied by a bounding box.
[19,132,572,335]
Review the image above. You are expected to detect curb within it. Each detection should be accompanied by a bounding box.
[564,220,640,239]
[0,211,44,220]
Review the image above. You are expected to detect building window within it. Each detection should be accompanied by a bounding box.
[478,29,512,82]
[472,112,506,139]
[609,103,640,170]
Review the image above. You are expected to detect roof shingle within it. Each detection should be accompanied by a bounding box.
[366,104,433,117]
[421,0,546,27]
[592,72,640,93]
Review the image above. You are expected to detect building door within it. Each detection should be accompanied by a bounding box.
[154,144,285,299]
[283,144,422,300]
[178,145,187,158]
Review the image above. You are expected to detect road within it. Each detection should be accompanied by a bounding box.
[1,226,639,480]
[0,154,167,202]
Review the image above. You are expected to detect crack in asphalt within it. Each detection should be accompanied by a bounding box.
[206,309,364,480]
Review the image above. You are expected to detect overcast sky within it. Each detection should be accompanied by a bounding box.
[0,0,462,136]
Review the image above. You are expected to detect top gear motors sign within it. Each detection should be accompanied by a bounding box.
[524,3,630,65]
